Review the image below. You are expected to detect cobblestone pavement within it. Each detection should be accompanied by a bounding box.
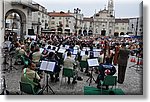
[0,56,143,95]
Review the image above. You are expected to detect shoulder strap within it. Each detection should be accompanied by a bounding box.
[23,68,38,86]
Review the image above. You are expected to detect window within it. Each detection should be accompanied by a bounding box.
[66,24,69,27]
[42,14,44,18]
[115,27,119,29]
[96,14,99,17]
[51,21,55,25]
[121,27,125,30]
[5,23,9,28]
[38,18,40,22]
[38,12,41,15]
[52,17,55,19]
[41,20,44,23]
[59,17,61,20]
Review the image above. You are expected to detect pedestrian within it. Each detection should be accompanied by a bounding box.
[117,43,130,84]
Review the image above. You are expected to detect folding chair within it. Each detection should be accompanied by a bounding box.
[79,60,88,72]
[20,81,43,95]
[61,68,75,84]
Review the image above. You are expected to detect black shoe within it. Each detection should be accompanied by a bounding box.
[84,71,89,73]
[67,81,70,84]
[117,81,123,84]
[86,73,90,76]
[80,69,83,72]
[118,82,123,84]
[77,76,83,81]
[55,78,59,82]
[72,81,77,84]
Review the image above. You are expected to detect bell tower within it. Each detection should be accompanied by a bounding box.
[108,0,114,16]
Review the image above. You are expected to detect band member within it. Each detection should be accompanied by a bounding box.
[21,62,43,93]
[63,52,77,84]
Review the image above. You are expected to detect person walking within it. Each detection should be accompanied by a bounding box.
[117,43,130,84]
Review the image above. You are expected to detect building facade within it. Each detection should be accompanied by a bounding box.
[128,17,142,36]
[48,11,76,35]
[93,0,115,36]
[2,0,39,41]
[32,4,49,35]
[82,17,94,36]
[114,18,129,36]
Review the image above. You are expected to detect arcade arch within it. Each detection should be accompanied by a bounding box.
[5,9,26,41]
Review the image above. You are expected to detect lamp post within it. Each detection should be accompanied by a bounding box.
[74,8,81,36]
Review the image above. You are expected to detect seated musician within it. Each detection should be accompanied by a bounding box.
[19,45,27,56]
[47,52,60,82]
[63,52,77,84]
[96,61,116,90]
[32,46,48,66]
[21,62,43,93]
[81,50,89,73]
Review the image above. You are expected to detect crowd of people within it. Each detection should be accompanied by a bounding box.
[2,33,143,94]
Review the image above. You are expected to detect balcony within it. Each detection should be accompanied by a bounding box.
[11,0,39,11]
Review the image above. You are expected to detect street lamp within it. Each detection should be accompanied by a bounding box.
[74,8,81,35]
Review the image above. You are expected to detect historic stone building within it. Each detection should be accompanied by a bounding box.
[93,0,115,36]
[32,4,50,35]
[114,18,129,36]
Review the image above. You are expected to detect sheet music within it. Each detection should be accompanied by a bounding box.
[40,61,48,70]
[39,61,56,72]
[55,47,58,51]
[65,45,70,49]
[93,51,100,57]
[40,48,44,53]
[71,55,76,60]
[86,47,90,51]
[45,45,49,49]
[93,49,101,52]
[73,47,78,50]
[47,62,56,72]
[80,51,85,56]
[58,48,66,53]
[87,58,99,67]
[73,49,78,55]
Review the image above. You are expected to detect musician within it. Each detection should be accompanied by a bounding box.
[32,46,48,66]
[63,52,77,84]
[96,63,116,90]
[21,62,43,93]
[47,52,60,82]
[81,50,89,73]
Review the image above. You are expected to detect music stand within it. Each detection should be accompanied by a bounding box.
[39,61,55,94]
[86,58,99,86]
[42,72,55,94]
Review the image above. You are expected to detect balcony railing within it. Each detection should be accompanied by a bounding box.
[11,0,39,11]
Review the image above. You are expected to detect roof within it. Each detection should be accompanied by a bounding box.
[48,12,74,17]
[115,19,129,23]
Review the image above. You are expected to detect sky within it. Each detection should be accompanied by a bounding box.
[33,0,142,18]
